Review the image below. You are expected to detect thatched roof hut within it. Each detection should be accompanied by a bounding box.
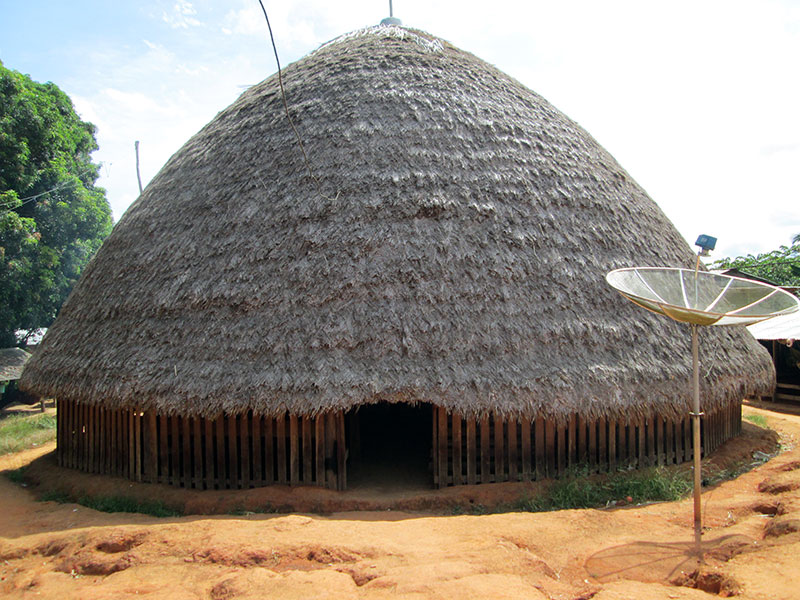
[21,25,773,490]
[1,348,31,383]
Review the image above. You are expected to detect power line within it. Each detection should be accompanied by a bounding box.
[256,0,322,193]
[0,166,99,213]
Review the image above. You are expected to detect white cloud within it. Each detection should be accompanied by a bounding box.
[162,1,202,29]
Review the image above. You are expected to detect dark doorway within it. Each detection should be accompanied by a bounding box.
[347,402,433,490]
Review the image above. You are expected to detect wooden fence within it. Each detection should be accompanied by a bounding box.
[56,400,347,490]
[56,398,741,490]
[431,401,741,487]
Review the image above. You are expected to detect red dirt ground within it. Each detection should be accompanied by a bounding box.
[1,401,799,599]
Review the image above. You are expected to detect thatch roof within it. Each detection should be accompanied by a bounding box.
[1,348,31,382]
[20,26,773,422]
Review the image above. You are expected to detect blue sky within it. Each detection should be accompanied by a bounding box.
[2,0,799,259]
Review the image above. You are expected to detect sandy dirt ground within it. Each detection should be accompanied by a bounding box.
[1,401,799,599]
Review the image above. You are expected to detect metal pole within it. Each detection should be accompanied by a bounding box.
[691,323,703,551]
[389,0,393,18]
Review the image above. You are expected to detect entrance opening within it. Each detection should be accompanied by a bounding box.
[347,402,433,490]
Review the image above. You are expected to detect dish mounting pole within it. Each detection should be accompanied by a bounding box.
[691,323,702,550]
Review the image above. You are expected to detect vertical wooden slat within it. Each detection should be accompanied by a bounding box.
[685,414,693,462]
[520,416,531,481]
[290,414,300,485]
[240,413,250,489]
[597,417,607,473]
[227,414,238,488]
[480,415,491,483]
[336,412,347,491]
[493,414,504,482]
[252,415,262,487]
[204,417,215,490]
[545,420,556,477]
[508,418,518,481]
[624,420,634,467]
[87,405,95,473]
[666,418,675,465]
[182,415,192,488]
[556,423,566,475]
[128,409,137,481]
[647,416,656,466]
[466,417,477,485]
[608,419,616,472]
[587,418,597,472]
[452,414,463,486]
[432,408,438,486]
[194,417,203,489]
[109,405,116,475]
[302,417,313,484]
[637,419,645,468]
[657,418,666,466]
[534,417,545,480]
[567,414,577,467]
[265,416,275,484]
[438,407,449,487]
[215,416,226,488]
[135,410,143,482]
[143,411,157,483]
[277,414,287,484]
[158,415,168,484]
[98,407,106,475]
[325,412,336,490]
[577,415,587,466]
[314,416,324,486]
[55,399,62,466]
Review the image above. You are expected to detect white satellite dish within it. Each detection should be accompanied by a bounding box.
[606,264,800,550]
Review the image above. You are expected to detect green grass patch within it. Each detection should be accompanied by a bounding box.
[515,466,693,512]
[77,495,182,518]
[38,490,181,518]
[0,412,56,456]
[743,413,768,428]
[5,466,27,484]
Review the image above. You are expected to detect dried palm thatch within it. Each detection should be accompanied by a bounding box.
[21,26,772,424]
[1,348,31,382]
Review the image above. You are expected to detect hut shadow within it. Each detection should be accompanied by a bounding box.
[584,534,752,585]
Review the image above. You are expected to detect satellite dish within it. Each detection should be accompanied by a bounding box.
[606,267,799,327]
[606,264,800,553]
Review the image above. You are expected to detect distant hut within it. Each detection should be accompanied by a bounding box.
[21,25,773,490]
[1,348,32,407]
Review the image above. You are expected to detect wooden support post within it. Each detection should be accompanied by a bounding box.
[290,414,300,486]
[521,416,531,481]
[452,413,463,486]
[182,415,192,488]
[302,416,313,484]
[87,404,95,473]
[545,420,556,477]
[204,417,215,490]
[508,418,518,481]
[158,415,168,483]
[265,416,275,484]
[215,416,226,488]
[432,408,438,486]
[534,417,545,480]
[608,419,616,472]
[252,415,262,487]
[186,417,200,490]
[637,419,645,468]
[493,414,504,482]
[684,414,692,462]
[98,407,106,475]
[143,411,158,483]
[110,406,117,475]
[577,415,587,466]
[277,414,287,484]
[466,417,477,485]
[239,414,250,489]
[438,407,449,487]
[587,418,597,472]
[336,412,347,491]
[647,416,656,466]
[325,412,336,490]
[666,418,675,465]
[597,417,607,473]
[556,422,566,475]
[480,415,491,483]
[567,414,577,467]
[315,416,324,486]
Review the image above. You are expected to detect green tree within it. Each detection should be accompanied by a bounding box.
[0,61,112,347]
[709,235,800,287]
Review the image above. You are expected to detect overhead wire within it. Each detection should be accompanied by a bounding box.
[256,0,322,194]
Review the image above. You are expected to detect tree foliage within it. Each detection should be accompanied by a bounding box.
[708,235,800,287]
[0,61,112,347]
